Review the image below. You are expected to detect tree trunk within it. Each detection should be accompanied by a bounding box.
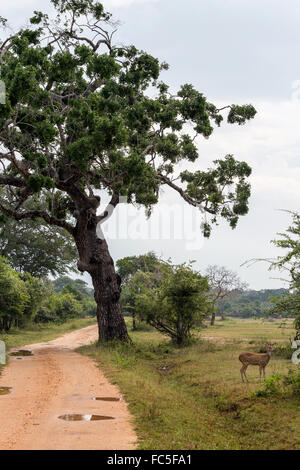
[132,312,137,331]
[2,316,11,332]
[177,312,184,345]
[210,310,216,326]
[75,218,129,343]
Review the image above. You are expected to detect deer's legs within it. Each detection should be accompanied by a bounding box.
[240,365,248,383]
[263,367,266,381]
[244,365,249,382]
[259,366,263,382]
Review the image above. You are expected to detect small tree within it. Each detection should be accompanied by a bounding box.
[205,265,248,325]
[0,257,29,331]
[59,292,84,321]
[53,275,97,316]
[21,272,47,326]
[247,211,300,339]
[265,211,300,339]
[34,291,61,323]
[136,263,211,345]
[117,252,171,329]
[121,270,162,330]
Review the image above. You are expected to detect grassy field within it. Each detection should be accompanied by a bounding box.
[80,317,300,450]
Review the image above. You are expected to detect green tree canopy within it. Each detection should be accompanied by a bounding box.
[116,252,170,284]
[0,199,77,277]
[53,275,92,296]
[21,272,47,325]
[0,256,29,331]
[53,275,97,317]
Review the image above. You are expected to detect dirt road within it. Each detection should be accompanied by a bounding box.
[0,325,137,450]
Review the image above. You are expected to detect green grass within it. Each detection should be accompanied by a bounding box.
[203,317,295,343]
[79,317,300,450]
[0,317,96,350]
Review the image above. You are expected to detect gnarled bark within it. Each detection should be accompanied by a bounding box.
[75,213,129,343]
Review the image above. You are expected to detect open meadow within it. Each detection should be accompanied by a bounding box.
[80,317,300,450]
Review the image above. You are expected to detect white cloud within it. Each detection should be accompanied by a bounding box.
[106,97,300,290]
[1,0,40,13]
[103,0,158,7]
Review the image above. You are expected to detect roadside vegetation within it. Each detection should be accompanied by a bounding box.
[0,254,97,367]
[80,317,300,450]
[0,316,96,351]
[0,256,96,333]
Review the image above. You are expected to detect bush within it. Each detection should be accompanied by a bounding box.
[34,291,83,324]
[283,369,300,396]
[0,256,29,331]
[272,343,294,359]
[253,374,284,398]
[254,369,300,398]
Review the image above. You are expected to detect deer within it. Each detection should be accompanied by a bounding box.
[239,344,273,382]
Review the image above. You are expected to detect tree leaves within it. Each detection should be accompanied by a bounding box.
[0,0,256,241]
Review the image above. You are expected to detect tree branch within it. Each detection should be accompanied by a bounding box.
[157,173,215,215]
[0,204,74,235]
[0,175,26,188]
[97,192,119,223]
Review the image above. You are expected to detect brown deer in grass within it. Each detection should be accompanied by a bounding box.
[239,344,273,382]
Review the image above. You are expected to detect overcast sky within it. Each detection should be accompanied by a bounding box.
[2,0,300,289]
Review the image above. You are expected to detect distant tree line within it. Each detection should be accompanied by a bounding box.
[217,288,288,319]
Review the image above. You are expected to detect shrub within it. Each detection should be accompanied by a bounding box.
[283,369,300,397]
[272,343,294,359]
[253,374,284,398]
[0,256,29,331]
[254,369,300,398]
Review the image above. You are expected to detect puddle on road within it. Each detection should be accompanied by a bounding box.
[9,350,33,357]
[0,387,12,395]
[58,414,115,422]
[92,397,121,402]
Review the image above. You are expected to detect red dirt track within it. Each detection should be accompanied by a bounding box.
[0,325,137,450]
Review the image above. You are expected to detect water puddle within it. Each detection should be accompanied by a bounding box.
[92,397,121,402]
[9,350,33,357]
[58,414,115,422]
[0,387,12,395]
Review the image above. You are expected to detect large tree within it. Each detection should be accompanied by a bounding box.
[0,0,256,342]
